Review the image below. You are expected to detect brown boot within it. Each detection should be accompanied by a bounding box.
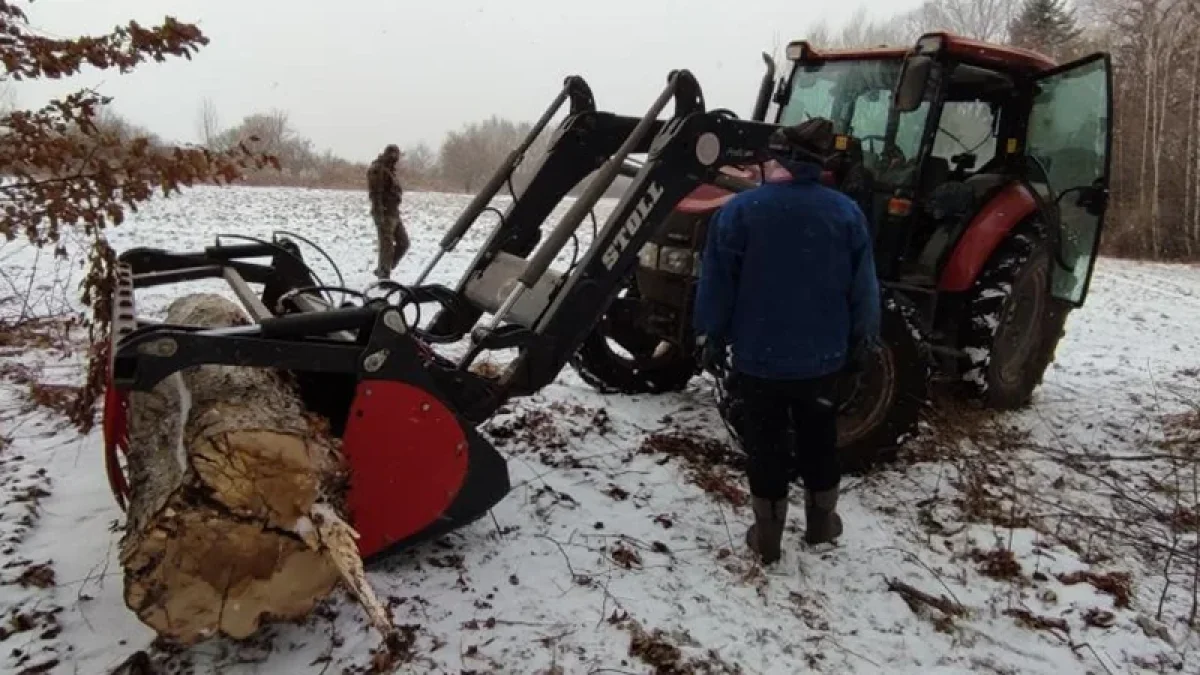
[803,488,843,545]
[745,496,788,564]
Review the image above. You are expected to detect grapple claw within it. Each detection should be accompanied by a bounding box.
[104,238,513,561]
[102,368,131,511]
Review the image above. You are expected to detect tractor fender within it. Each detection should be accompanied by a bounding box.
[937,182,1039,293]
[676,183,738,214]
[675,165,762,214]
[673,162,831,215]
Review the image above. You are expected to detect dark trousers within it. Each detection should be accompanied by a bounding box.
[735,372,840,501]
[372,206,409,279]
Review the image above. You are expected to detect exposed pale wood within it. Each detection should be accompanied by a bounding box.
[118,292,390,645]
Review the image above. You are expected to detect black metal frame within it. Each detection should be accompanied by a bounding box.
[107,69,781,428]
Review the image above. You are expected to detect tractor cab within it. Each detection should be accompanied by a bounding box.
[772,32,1112,309]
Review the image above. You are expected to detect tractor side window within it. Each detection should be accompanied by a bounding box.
[1025,55,1111,305]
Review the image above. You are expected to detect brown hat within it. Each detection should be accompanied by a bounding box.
[767,117,835,163]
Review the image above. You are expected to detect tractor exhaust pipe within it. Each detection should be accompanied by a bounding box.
[476,71,693,339]
[413,75,595,286]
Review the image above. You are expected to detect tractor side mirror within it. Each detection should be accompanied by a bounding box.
[894,55,933,112]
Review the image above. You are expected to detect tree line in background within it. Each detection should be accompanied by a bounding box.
[3,0,1199,261]
[186,101,619,197]
[191,100,549,193]
[172,0,1200,261]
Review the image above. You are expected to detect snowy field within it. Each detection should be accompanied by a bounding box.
[2,185,1199,674]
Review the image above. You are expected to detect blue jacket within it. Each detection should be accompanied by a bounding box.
[692,161,881,380]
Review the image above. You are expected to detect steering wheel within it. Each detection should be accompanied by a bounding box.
[710,108,740,120]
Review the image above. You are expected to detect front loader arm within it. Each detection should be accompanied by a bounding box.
[496,107,780,397]
[427,91,708,339]
[106,71,780,427]
[426,111,666,338]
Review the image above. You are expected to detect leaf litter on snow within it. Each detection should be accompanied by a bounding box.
[0,187,1198,673]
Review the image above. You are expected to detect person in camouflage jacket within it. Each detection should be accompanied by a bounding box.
[367,144,409,279]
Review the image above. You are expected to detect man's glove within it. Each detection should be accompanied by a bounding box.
[696,335,726,374]
[844,338,878,376]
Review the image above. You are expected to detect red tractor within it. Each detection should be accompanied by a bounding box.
[571,32,1114,472]
[101,37,1111,560]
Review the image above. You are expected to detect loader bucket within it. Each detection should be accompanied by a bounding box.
[101,236,511,562]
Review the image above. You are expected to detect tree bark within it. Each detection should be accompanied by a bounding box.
[118,292,389,646]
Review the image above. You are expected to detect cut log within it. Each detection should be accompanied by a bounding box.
[118,292,390,645]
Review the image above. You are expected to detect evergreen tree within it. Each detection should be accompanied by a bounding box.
[1008,0,1083,60]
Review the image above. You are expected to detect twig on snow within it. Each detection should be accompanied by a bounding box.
[715,501,736,551]
[808,633,881,669]
[536,534,587,585]
[872,546,965,609]
[885,577,967,618]
[1003,607,1070,643]
[1068,641,1116,675]
[1191,456,1200,627]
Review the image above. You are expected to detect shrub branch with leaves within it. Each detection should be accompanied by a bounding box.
[0,0,278,430]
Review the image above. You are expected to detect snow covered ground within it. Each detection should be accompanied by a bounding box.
[1,185,1199,674]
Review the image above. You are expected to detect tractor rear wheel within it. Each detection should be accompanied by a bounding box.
[569,282,697,394]
[717,294,928,476]
[834,295,928,474]
[960,225,1064,409]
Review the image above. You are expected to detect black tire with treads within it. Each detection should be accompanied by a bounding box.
[718,292,929,476]
[959,221,1067,409]
[570,330,697,394]
[569,281,697,395]
[834,294,929,474]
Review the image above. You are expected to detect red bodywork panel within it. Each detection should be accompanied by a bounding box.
[341,379,469,559]
[676,183,738,215]
[675,162,822,215]
[938,182,1039,292]
[788,32,1056,74]
[673,160,1039,295]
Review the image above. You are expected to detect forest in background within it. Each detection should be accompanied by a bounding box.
[3,0,1195,260]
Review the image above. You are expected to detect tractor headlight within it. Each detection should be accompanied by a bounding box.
[638,243,701,277]
[638,243,659,269]
[659,247,694,275]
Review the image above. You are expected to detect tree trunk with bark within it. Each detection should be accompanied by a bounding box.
[118,292,390,646]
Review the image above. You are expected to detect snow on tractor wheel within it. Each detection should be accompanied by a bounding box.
[717,293,928,476]
[959,223,1067,409]
[569,281,697,395]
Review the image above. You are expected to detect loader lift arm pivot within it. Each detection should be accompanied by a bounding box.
[103,69,780,562]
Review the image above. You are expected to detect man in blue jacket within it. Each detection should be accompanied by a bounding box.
[693,117,881,564]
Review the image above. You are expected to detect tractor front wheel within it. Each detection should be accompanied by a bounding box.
[569,282,697,395]
[960,226,1065,409]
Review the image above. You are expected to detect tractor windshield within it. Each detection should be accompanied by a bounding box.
[778,58,933,189]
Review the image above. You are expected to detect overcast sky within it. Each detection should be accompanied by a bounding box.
[12,0,922,163]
